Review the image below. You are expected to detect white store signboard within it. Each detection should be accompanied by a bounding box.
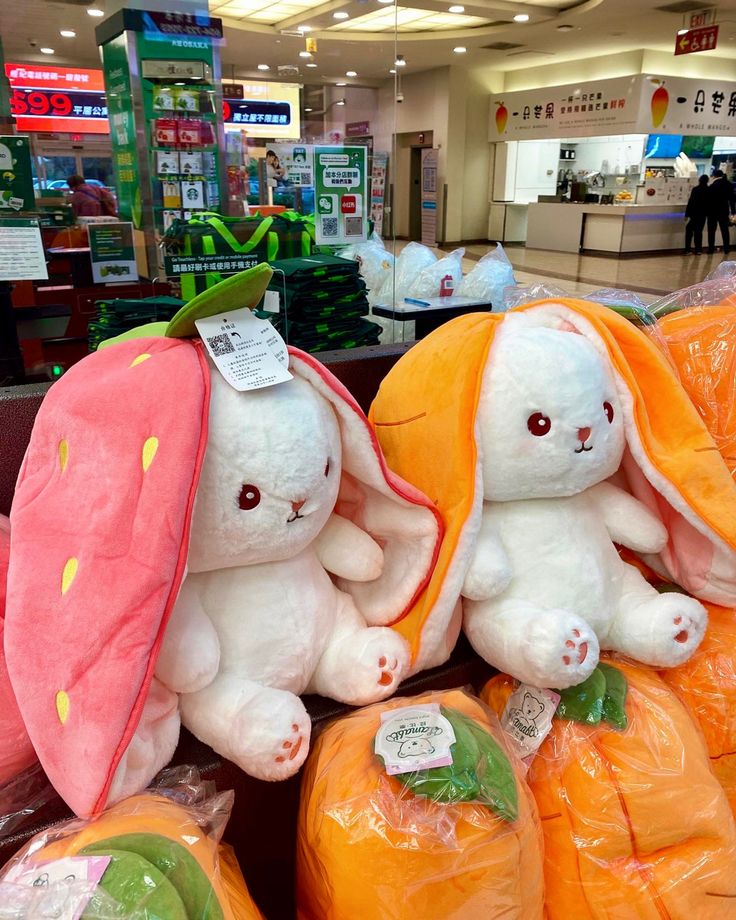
[489,73,736,141]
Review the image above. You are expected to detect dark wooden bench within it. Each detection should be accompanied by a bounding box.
[0,343,493,918]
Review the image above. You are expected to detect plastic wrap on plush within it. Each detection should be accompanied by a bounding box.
[649,272,736,317]
[0,766,262,919]
[481,659,736,919]
[502,280,569,310]
[296,687,544,920]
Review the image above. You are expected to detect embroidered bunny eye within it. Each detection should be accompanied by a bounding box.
[324,459,330,477]
[238,484,261,511]
[527,412,552,437]
[604,402,614,424]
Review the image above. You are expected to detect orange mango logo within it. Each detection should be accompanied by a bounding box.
[651,84,669,127]
[495,102,508,134]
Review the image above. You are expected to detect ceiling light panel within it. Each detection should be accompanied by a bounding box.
[330,6,488,31]
[210,0,317,21]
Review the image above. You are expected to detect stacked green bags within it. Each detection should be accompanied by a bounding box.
[88,296,185,352]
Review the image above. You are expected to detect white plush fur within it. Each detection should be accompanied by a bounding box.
[118,363,423,788]
[462,313,707,689]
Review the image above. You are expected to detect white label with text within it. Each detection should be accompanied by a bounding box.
[375,704,456,775]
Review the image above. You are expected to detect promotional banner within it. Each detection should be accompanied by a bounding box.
[315,146,368,245]
[420,148,438,247]
[0,137,34,212]
[489,73,736,140]
[5,64,108,135]
[88,222,137,284]
[102,37,141,227]
[271,144,314,186]
[223,82,301,139]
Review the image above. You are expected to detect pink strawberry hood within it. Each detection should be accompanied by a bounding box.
[5,266,442,817]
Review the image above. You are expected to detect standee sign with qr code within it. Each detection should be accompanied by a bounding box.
[314,145,368,246]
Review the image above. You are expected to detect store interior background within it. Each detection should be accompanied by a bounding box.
[3,0,736,321]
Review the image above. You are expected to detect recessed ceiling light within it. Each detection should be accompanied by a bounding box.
[453,46,467,53]
[448,4,464,11]
[389,68,396,74]
[346,70,357,77]
[336,99,346,105]
[257,63,270,70]
[174,81,185,86]
[87,7,104,16]
[336,81,347,86]
[513,13,530,21]
[40,47,55,55]
[299,51,312,58]
[395,55,406,66]
[305,107,313,112]
[306,62,318,67]
[557,23,574,31]
[378,0,395,5]
[298,25,312,32]
[677,28,688,34]
[333,10,349,18]
[60,29,76,38]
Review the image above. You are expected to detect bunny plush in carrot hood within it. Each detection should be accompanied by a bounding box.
[4,266,441,817]
[370,300,736,688]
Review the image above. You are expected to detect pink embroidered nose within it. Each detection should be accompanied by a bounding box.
[291,499,306,513]
[577,427,591,443]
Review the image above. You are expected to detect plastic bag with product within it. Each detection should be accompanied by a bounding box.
[374,241,437,306]
[481,658,736,919]
[457,243,516,308]
[649,271,736,317]
[580,287,657,326]
[0,766,263,919]
[340,233,395,298]
[408,247,465,300]
[296,687,544,920]
[502,280,569,310]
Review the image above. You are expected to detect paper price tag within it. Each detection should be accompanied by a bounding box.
[3,855,110,920]
[501,684,559,768]
[196,307,292,392]
[262,290,280,314]
[375,704,456,775]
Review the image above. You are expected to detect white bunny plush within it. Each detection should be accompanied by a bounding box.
[5,266,441,817]
[153,370,414,782]
[463,315,706,688]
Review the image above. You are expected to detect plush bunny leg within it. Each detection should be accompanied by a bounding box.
[108,678,180,804]
[602,563,707,666]
[155,580,220,694]
[179,675,310,781]
[464,599,599,689]
[308,589,410,704]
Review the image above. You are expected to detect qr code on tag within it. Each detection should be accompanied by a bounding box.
[345,216,363,237]
[206,333,235,357]
[321,216,339,238]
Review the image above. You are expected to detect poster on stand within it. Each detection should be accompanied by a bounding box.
[314,146,368,245]
[370,152,388,238]
[271,144,314,186]
[88,222,137,283]
[0,218,47,280]
[0,137,35,211]
[421,148,438,247]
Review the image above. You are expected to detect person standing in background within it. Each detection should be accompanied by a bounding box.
[685,174,709,254]
[707,169,736,254]
[66,175,117,219]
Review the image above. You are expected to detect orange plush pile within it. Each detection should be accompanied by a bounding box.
[482,659,736,919]
[296,688,544,920]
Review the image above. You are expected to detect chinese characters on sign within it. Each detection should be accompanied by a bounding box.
[675,24,719,56]
[223,99,291,126]
[5,63,109,134]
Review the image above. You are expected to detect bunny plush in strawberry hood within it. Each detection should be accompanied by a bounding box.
[4,265,442,818]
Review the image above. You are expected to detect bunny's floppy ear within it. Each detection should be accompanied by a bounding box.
[4,266,273,817]
[370,300,736,672]
[289,348,442,627]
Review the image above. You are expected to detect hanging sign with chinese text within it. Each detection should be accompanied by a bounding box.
[5,63,108,135]
[675,24,719,55]
[489,73,736,140]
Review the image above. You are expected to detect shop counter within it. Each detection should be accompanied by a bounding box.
[526,202,687,254]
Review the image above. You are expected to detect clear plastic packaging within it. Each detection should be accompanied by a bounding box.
[296,688,544,920]
[656,300,736,475]
[580,288,657,326]
[649,275,736,317]
[409,247,465,300]
[0,515,37,788]
[374,241,437,306]
[458,243,516,308]
[340,233,395,300]
[502,281,570,310]
[482,659,736,919]
[0,766,263,919]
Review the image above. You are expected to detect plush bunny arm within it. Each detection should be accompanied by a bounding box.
[155,580,221,694]
[314,513,384,582]
[590,481,668,554]
[462,509,513,602]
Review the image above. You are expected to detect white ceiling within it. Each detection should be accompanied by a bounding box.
[3,0,736,87]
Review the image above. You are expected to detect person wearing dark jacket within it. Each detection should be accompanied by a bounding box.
[707,169,736,254]
[685,174,709,254]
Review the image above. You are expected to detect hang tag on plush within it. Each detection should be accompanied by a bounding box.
[262,290,280,314]
[500,684,559,769]
[374,704,456,775]
[195,306,292,392]
[2,855,111,920]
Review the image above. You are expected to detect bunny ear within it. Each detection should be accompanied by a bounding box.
[5,337,210,816]
[287,348,442,630]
